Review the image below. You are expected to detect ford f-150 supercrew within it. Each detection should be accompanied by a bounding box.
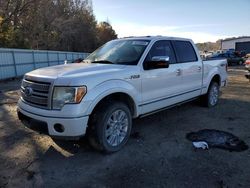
[17,36,228,152]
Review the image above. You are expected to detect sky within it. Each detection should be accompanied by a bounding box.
[92,0,250,43]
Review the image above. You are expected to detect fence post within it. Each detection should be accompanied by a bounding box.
[32,50,36,69]
[11,51,18,77]
[57,52,60,64]
[47,51,50,66]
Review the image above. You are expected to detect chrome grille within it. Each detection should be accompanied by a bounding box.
[21,79,51,108]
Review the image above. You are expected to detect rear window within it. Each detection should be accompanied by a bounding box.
[173,41,198,63]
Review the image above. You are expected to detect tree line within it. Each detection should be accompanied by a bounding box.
[0,0,117,52]
[196,40,221,52]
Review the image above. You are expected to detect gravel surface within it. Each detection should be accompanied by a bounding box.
[0,66,250,188]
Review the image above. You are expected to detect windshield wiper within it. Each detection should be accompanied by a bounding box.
[91,60,114,64]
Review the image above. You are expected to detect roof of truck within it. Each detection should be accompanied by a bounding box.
[120,35,193,42]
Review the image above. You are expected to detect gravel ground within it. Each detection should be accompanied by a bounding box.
[0,66,250,188]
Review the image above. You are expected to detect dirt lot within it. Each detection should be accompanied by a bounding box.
[0,66,250,188]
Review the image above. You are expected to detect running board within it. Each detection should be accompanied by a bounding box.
[139,97,198,118]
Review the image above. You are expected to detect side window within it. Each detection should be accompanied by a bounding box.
[144,40,176,64]
[173,41,198,63]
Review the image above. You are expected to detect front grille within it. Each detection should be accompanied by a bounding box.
[21,79,51,108]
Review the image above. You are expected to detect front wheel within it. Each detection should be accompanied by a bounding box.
[201,82,219,107]
[88,101,132,153]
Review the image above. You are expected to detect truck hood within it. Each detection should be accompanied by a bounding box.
[26,63,127,79]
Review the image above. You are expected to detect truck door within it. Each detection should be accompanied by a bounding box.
[140,40,183,114]
[172,40,203,98]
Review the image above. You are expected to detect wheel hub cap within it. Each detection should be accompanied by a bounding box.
[105,110,128,147]
[210,85,219,106]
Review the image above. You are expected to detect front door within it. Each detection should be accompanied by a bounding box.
[140,40,183,114]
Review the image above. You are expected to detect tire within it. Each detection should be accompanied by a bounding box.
[87,101,132,153]
[201,82,219,107]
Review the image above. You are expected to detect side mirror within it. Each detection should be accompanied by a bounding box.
[144,56,170,70]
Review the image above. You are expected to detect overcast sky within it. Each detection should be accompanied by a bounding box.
[92,0,250,43]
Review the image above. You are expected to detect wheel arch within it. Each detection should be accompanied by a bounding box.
[210,74,221,86]
[88,91,138,119]
[202,73,221,95]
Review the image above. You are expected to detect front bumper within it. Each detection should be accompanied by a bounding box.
[17,106,89,139]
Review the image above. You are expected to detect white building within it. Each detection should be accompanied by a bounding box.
[221,37,250,52]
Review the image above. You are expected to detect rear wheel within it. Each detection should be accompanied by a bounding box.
[201,82,219,107]
[87,101,132,153]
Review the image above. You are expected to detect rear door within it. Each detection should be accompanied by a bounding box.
[172,40,203,98]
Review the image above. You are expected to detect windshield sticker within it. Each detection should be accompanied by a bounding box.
[132,41,149,46]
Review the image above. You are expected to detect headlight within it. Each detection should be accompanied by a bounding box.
[52,86,87,110]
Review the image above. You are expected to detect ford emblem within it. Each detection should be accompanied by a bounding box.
[24,86,33,96]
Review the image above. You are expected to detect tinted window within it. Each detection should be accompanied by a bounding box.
[173,41,198,63]
[144,40,176,64]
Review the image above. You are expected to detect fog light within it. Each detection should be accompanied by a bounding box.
[54,124,64,133]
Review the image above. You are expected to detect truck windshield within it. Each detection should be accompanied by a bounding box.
[85,39,150,65]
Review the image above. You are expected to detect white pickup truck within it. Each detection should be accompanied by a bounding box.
[17,36,227,152]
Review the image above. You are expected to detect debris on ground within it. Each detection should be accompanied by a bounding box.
[192,141,209,150]
[186,129,248,152]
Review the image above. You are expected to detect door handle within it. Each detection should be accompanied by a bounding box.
[197,66,202,71]
[176,69,181,76]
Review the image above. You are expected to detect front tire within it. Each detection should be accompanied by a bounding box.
[201,82,219,107]
[88,101,132,153]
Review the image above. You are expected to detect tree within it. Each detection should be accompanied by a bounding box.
[0,0,118,52]
[0,0,36,48]
[196,40,221,52]
[96,21,117,47]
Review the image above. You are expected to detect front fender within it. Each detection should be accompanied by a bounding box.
[84,79,141,117]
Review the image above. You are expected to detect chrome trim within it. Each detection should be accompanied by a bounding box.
[21,78,53,109]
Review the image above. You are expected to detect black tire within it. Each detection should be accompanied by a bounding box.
[87,101,132,153]
[201,82,219,107]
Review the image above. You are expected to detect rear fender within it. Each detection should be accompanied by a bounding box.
[201,68,221,95]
